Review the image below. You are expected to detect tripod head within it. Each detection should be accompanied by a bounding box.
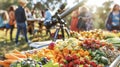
[51,1,86,26]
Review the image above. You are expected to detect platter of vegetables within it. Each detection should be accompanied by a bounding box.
[0,29,120,67]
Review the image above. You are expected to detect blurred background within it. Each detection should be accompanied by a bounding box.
[0,0,120,29]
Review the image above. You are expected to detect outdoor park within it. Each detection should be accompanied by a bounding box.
[0,0,120,67]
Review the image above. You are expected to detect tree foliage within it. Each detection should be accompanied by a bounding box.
[0,0,18,10]
[94,0,113,29]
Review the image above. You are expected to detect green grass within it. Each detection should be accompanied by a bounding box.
[0,29,53,55]
[0,26,70,55]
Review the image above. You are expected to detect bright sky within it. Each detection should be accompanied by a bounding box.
[66,0,120,13]
[67,0,120,7]
[33,0,120,7]
[33,0,120,12]
[86,0,120,6]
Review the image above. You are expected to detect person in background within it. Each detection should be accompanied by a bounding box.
[44,8,52,36]
[15,0,30,45]
[0,14,4,28]
[0,11,9,43]
[8,6,15,41]
[106,4,120,31]
[2,12,9,37]
[25,8,34,35]
[0,12,8,28]
[77,6,93,31]
[85,8,93,31]
[38,10,44,34]
[70,9,79,32]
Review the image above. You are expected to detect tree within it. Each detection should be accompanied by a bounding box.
[94,0,113,29]
[0,0,18,10]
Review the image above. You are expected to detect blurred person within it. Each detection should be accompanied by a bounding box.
[77,6,93,31]
[0,11,9,43]
[70,10,79,32]
[1,12,9,36]
[15,0,30,45]
[38,10,45,34]
[25,8,34,35]
[85,9,93,31]
[8,6,16,41]
[44,8,52,36]
[0,13,6,28]
[106,4,120,31]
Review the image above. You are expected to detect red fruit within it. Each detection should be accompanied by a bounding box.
[112,30,117,33]
[95,44,100,49]
[97,64,103,67]
[48,42,55,50]
[92,39,96,42]
[90,61,97,67]
[84,64,90,67]
[68,62,74,67]
[90,44,95,48]
[73,59,80,64]
[101,42,106,46]
[65,55,72,62]
[72,54,79,60]
[84,58,90,64]
[84,39,88,44]
[95,40,100,44]
[80,60,85,64]
[59,61,64,64]
[87,40,92,45]
[63,64,69,67]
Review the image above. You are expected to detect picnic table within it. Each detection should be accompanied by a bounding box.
[27,18,44,35]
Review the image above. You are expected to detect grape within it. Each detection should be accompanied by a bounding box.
[38,62,42,65]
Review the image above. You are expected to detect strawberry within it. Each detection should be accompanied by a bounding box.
[73,59,80,64]
[72,54,79,60]
[65,55,72,62]
[90,61,97,67]
[84,58,90,64]
[87,40,92,45]
[48,42,55,50]
[80,60,85,64]
[84,39,88,44]
[68,61,74,67]
[101,42,106,46]
[95,40,100,44]
[63,64,69,67]
[84,64,90,67]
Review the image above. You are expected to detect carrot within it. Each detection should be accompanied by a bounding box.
[12,53,27,58]
[12,49,21,54]
[0,61,10,67]
[5,53,22,60]
[4,59,17,64]
[0,60,4,66]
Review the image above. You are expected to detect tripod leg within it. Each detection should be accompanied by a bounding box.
[61,27,65,41]
[53,28,60,41]
[65,28,70,37]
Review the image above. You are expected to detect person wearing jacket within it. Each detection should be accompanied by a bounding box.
[44,8,52,36]
[106,4,120,31]
[8,6,15,41]
[15,0,29,45]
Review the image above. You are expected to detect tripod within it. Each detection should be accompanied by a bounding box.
[53,19,70,41]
